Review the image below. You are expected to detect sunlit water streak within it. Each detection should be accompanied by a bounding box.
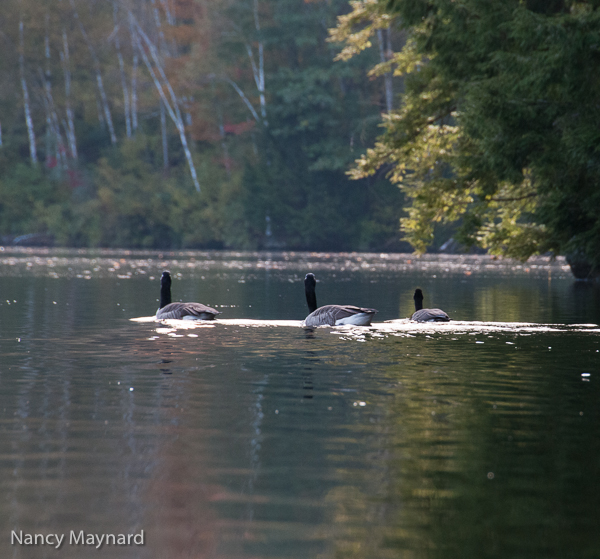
[1,249,600,559]
[0,246,571,279]
[134,315,600,333]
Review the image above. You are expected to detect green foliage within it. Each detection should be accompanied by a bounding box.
[80,137,243,249]
[0,0,406,251]
[0,164,66,237]
[217,0,405,250]
[334,0,600,268]
[0,136,241,249]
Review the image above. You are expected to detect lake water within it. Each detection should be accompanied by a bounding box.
[1,248,599,559]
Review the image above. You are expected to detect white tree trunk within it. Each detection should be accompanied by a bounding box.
[61,30,78,159]
[129,23,139,133]
[40,72,66,169]
[71,0,117,144]
[19,20,37,165]
[44,19,67,168]
[250,0,267,124]
[94,72,117,144]
[377,27,393,113]
[41,69,67,169]
[160,100,168,170]
[44,24,56,167]
[113,4,132,138]
[150,0,165,53]
[211,76,231,177]
[131,18,200,191]
[223,1,265,127]
[222,76,260,122]
[160,0,174,26]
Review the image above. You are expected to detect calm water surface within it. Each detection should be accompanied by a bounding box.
[1,248,599,559]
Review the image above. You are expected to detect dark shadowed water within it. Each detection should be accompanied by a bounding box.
[1,248,599,559]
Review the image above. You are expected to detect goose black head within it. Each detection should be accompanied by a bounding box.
[160,271,172,308]
[161,271,172,287]
[304,273,316,292]
[304,273,318,313]
[414,288,424,311]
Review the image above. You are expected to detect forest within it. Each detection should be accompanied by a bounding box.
[0,0,405,252]
[1,0,599,275]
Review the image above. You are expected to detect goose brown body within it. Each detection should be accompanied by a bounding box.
[156,271,220,320]
[303,273,377,327]
[411,289,450,322]
[303,304,378,327]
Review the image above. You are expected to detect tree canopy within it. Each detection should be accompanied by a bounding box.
[332,0,600,274]
[0,0,405,251]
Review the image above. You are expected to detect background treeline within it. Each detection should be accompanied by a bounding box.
[4,0,600,275]
[0,0,405,251]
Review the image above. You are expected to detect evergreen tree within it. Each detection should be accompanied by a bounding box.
[230,0,404,249]
[334,0,600,274]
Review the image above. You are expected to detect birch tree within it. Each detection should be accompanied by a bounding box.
[202,0,268,127]
[329,0,397,113]
[248,0,267,125]
[19,18,37,165]
[112,3,132,138]
[376,26,393,113]
[149,0,169,164]
[70,0,117,144]
[129,14,201,191]
[129,19,139,133]
[42,14,67,169]
[61,29,77,159]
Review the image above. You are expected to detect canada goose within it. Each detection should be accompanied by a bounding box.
[303,273,378,327]
[156,271,221,320]
[411,288,450,322]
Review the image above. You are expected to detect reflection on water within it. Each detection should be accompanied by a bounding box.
[138,316,600,334]
[1,249,599,558]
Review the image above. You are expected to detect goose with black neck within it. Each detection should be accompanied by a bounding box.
[411,288,450,322]
[156,271,221,320]
[302,273,377,327]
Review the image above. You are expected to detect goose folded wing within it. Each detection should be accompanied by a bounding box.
[411,308,450,322]
[157,302,220,320]
[304,305,377,327]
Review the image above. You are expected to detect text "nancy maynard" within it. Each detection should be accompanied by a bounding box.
[11,530,144,549]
